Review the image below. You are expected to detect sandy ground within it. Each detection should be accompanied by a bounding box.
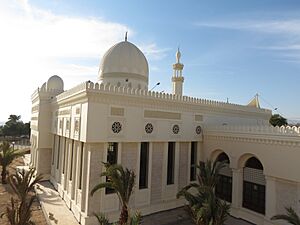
[0,157,47,225]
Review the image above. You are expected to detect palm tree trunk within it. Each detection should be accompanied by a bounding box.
[119,205,129,225]
[1,166,7,184]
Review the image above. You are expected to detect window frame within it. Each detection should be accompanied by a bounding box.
[167,142,175,185]
[139,142,149,189]
[105,142,118,194]
[190,142,197,181]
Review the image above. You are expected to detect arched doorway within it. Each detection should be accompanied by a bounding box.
[242,157,265,214]
[215,152,232,202]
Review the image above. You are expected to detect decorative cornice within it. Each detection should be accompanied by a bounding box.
[204,125,300,147]
[52,81,271,119]
[205,125,300,136]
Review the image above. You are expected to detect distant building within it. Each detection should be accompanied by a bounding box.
[30,37,300,225]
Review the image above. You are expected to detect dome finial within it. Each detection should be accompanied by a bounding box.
[125,31,128,42]
[176,46,181,63]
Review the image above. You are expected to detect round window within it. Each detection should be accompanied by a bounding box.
[173,124,180,134]
[196,125,202,135]
[145,123,153,134]
[112,122,122,133]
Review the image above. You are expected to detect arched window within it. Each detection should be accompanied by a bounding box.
[215,152,232,202]
[243,157,265,214]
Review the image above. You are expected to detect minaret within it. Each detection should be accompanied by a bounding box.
[172,48,184,95]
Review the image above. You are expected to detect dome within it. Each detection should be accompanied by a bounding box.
[98,40,149,90]
[46,75,64,91]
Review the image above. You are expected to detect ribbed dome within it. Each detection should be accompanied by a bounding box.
[98,41,149,90]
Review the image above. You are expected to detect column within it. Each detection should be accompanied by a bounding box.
[231,168,243,217]
[80,143,87,212]
[71,141,78,200]
[265,176,277,222]
[63,138,69,190]
[296,183,300,215]
[84,143,104,216]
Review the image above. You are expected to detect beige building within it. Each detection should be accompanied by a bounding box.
[30,38,300,225]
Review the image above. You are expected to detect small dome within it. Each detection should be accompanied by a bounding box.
[46,75,64,91]
[40,82,46,91]
[98,41,149,90]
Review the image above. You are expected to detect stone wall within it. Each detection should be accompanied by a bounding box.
[150,142,164,204]
[276,179,298,215]
[178,142,189,190]
[121,143,138,171]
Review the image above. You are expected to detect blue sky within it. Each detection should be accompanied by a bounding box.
[1,0,300,123]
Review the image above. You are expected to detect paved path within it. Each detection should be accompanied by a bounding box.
[35,181,79,225]
[142,207,255,225]
[36,181,255,225]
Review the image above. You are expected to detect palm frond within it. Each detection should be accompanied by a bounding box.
[8,168,43,201]
[271,207,300,225]
[91,163,137,225]
[90,182,113,196]
[93,212,110,225]
[177,160,230,225]
[129,211,141,225]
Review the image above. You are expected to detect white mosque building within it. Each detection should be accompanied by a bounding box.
[30,37,300,225]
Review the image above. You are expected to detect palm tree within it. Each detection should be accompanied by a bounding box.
[8,168,43,202]
[5,168,43,225]
[91,163,136,225]
[177,160,230,225]
[0,141,24,184]
[8,115,21,123]
[94,212,141,225]
[271,207,300,225]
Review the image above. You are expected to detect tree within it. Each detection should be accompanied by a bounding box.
[0,142,24,184]
[22,122,31,137]
[271,207,300,225]
[0,115,31,138]
[177,160,230,225]
[0,126,3,136]
[4,168,43,225]
[91,163,136,225]
[269,114,288,127]
[2,115,23,137]
[8,115,21,123]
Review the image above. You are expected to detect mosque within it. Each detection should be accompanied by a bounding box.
[30,36,300,225]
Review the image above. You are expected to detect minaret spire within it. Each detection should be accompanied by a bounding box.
[176,46,181,63]
[125,31,128,42]
[172,47,184,95]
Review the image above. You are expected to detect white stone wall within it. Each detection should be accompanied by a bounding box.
[276,180,298,215]
[203,128,300,225]
[33,79,297,225]
[150,142,164,204]
[178,142,189,189]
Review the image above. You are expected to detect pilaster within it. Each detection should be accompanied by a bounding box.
[231,168,243,217]
[84,143,104,216]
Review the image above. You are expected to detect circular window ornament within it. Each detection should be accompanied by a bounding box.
[145,123,153,134]
[196,125,202,135]
[112,122,122,133]
[173,124,180,134]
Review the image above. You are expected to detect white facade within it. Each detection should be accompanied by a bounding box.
[30,39,300,225]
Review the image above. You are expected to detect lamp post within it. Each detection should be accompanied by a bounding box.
[12,141,15,150]
[150,82,160,91]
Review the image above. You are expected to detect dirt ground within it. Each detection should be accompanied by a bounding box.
[0,157,47,225]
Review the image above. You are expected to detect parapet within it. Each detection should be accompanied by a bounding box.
[205,125,300,136]
[53,81,272,115]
